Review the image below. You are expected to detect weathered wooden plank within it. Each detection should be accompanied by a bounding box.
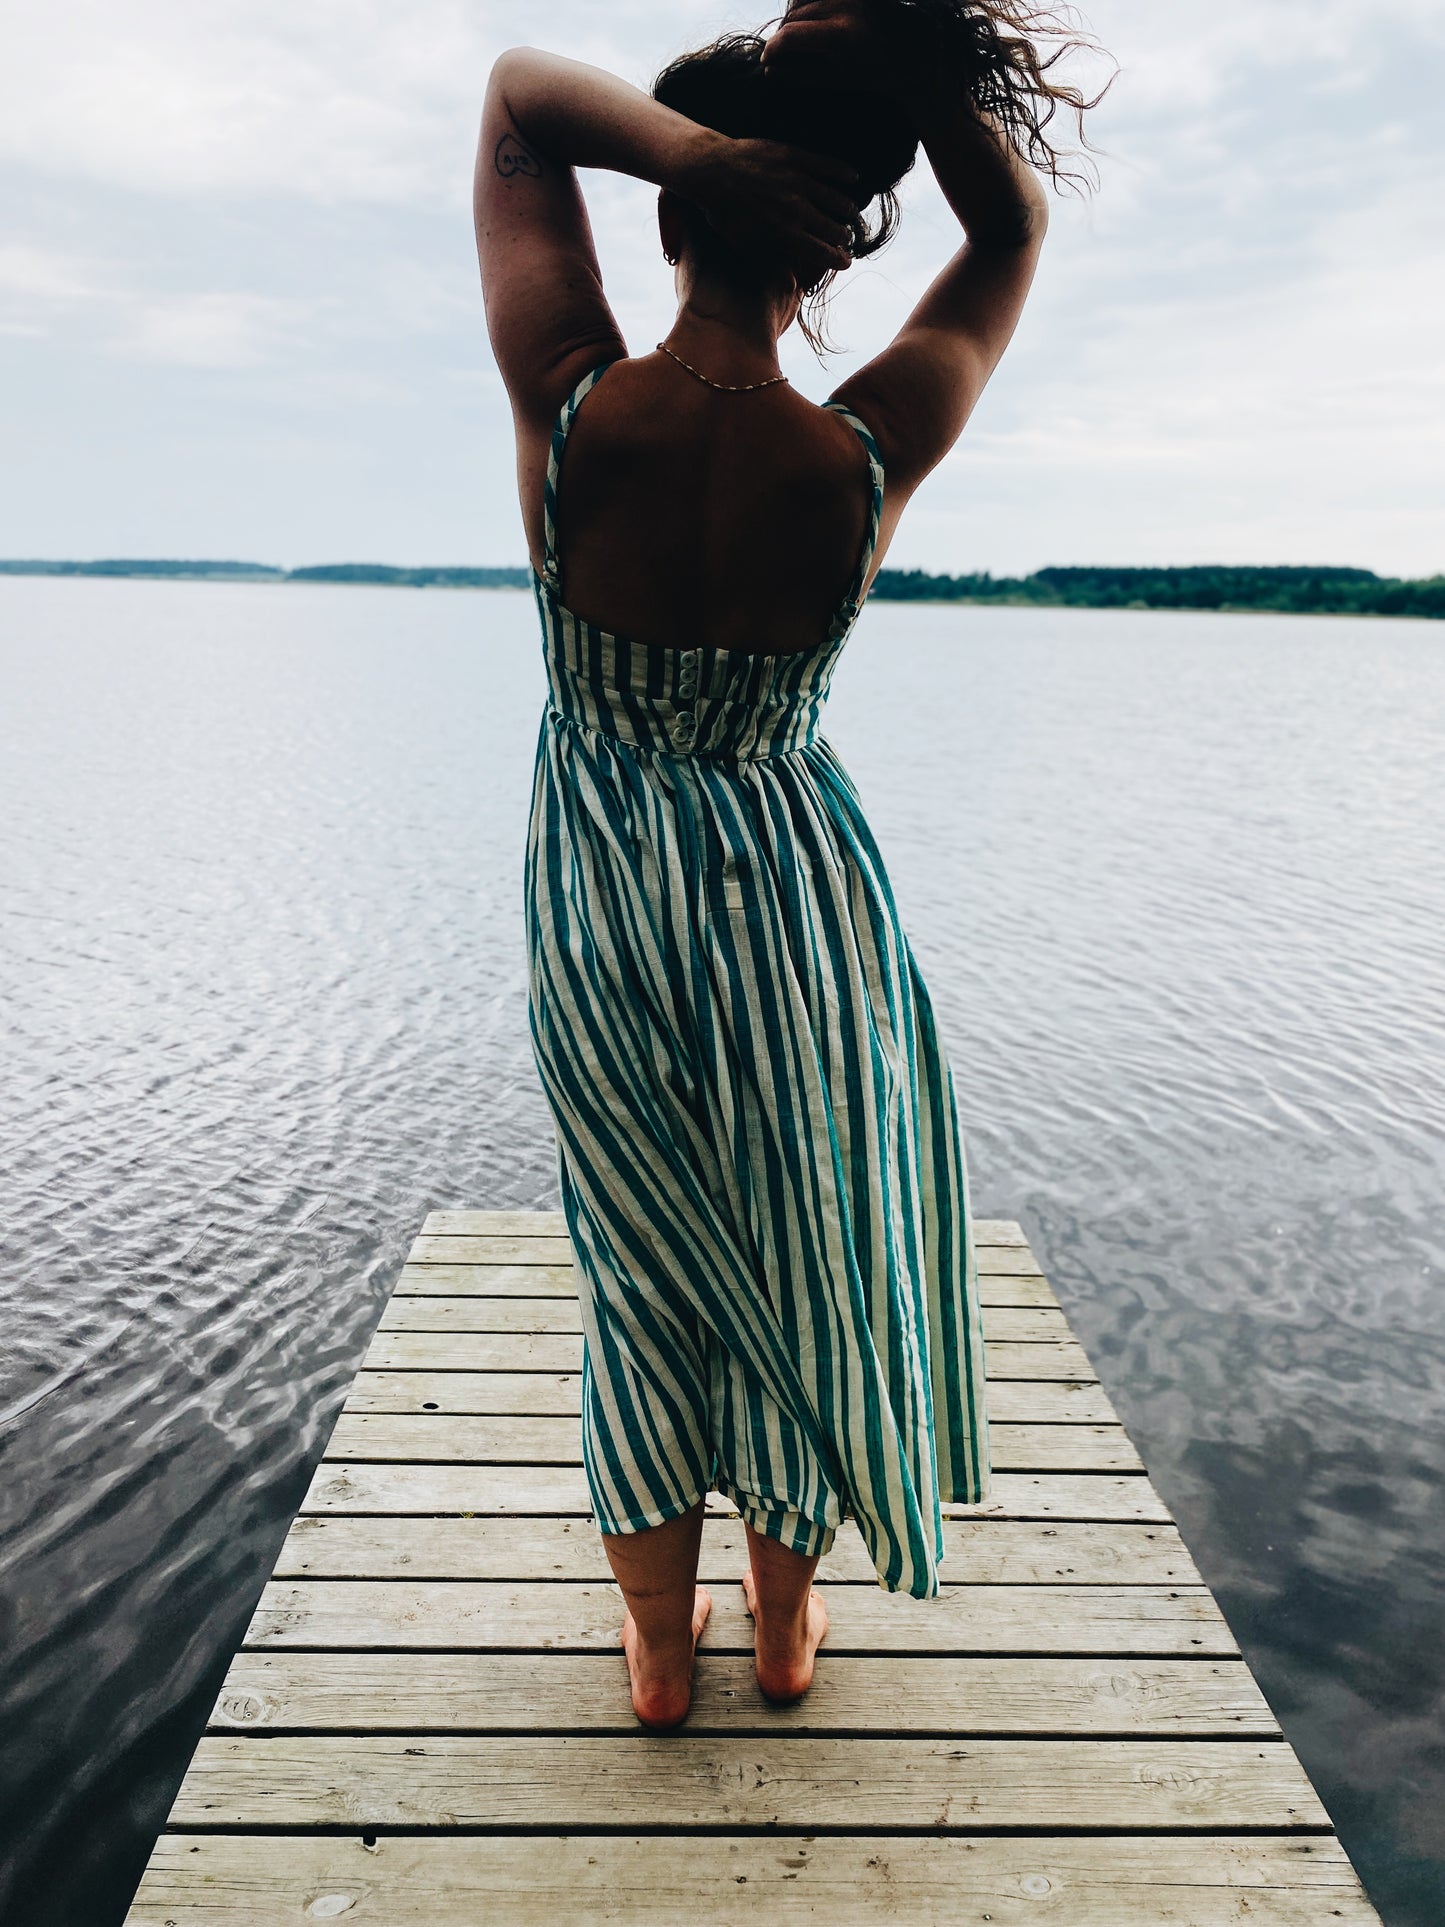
[244,1580,1235,1655]
[346,1371,580,1416]
[210,1651,1277,1735]
[323,1414,1146,1472]
[407,1235,1044,1279]
[425,1209,569,1237]
[395,1266,1061,1309]
[378,1298,1071,1342]
[968,1473,1170,1520]
[301,1463,1170,1523]
[397,1262,579,1297]
[361,1332,1096,1382]
[983,1247,1047,1277]
[167,1734,1325,1830]
[975,1219,1028,1245]
[419,1212,1031,1248]
[273,1515,1203,1587]
[382,1294,586,1331]
[409,1235,574,1266]
[368,1331,583,1371]
[126,1834,1381,1927]
[302,1460,595,1515]
[344,1371,1118,1424]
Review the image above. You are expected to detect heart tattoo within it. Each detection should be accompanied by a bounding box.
[494,134,543,179]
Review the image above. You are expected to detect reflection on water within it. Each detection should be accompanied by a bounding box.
[1,577,1442,1923]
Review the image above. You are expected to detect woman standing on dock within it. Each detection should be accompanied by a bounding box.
[474,0,1097,1728]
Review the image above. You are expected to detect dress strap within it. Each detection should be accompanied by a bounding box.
[540,360,620,593]
[822,401,886,639]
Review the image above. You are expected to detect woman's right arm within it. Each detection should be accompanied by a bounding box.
[837,93,1049,501]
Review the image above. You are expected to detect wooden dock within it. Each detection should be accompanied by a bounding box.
[126,1212,1381,1924]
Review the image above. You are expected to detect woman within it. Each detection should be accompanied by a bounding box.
[474,0,1097,1730]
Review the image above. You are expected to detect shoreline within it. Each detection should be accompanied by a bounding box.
[2,560,1441,623]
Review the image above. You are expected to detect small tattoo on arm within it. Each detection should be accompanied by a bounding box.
[495,133,543,179]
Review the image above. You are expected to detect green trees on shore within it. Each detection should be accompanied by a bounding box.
[0,559,532,590]
[4,558,1442,618]
[871,563,1445,619]
[284,564,531,589]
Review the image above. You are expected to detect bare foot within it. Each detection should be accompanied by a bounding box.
[620,1586,712,1731]
[742,1570,829,1702]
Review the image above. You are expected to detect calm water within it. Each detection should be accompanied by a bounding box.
[2,575,1443,1924]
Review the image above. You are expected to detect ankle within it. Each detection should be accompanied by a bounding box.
[751,1595,810,1640]
[627,1624,697,1666]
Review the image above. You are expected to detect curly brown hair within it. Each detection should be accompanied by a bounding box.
[872,0,1110,191]
[653,4,1108,351]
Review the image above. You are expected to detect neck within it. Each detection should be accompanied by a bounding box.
[662,274,792,384]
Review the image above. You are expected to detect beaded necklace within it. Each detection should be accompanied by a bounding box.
[657,342,788,392]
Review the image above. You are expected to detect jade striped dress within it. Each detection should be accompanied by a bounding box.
[525,361,989,1599]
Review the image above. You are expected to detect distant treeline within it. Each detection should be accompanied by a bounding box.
[0,558,285,580]
[285,564,532,589]
[0,559,532,589]
[4,558,1442,618]
[871,564,1445,619]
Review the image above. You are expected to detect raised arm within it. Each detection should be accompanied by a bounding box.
[835,92,1049,502]
[475,48,860,430]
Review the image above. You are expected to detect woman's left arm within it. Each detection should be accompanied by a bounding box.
[475,48,860,428]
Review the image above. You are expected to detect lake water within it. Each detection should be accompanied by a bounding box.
[1,575,1443,1925]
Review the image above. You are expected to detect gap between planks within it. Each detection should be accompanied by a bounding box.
[392,1265,1062,1309]
[164,1734,1329,1831]
[321,1414,1146,1473]
[406,1234,1046,1278]
[300,1463,1172,1521]
[211,1651,1278,1736]
[242,1579,1238,1656]
[271,1515,1205,1586]
[421,1213,1033,1246]
[340,1375,1117,1422]
[362,1332,1097,1380]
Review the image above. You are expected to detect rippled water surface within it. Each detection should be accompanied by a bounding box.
[2,576,1443,1924]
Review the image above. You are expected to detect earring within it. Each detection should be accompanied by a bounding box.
[664,250,678,266]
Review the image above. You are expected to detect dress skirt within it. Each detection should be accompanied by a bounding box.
[524,581,990,1600]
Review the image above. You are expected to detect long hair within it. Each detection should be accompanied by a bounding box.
[879,0,1109,192]
[653,4,1108,352]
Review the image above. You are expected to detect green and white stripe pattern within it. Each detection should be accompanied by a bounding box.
[525,362,989,1598]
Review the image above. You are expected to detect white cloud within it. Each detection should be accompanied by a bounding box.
[0,241,312,366]
[0,241,99,306]
[124,289,307,366]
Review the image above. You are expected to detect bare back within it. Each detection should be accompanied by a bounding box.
[537,354,877,656]
[476,46,1048,661]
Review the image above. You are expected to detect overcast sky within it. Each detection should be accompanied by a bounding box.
[3,0,1442,576]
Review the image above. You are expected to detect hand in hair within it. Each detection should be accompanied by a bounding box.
[684,138,861,281]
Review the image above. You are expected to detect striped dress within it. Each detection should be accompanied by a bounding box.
[525,361,989,1599]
